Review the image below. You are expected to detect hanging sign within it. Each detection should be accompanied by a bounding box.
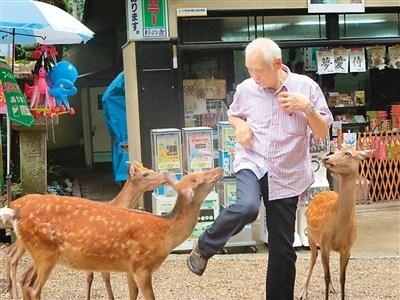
[176,8,207,17]
[0,60,34,127]
[317,49,335,74]
[308,0,365,13]
[126,0,169,41]
[333,48,349,73]
[349,47,366,73]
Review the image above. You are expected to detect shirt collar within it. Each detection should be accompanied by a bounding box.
[255,64,291,94]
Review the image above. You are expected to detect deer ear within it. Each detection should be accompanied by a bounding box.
[182,189,194,203]
[357,149,374,160]
[164,172,177,189]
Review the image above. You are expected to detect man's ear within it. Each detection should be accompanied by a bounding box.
[274,57,282,69]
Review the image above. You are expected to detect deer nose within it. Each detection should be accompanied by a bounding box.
[322,157,329,163]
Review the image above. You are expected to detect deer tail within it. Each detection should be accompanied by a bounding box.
[0,207,17,226]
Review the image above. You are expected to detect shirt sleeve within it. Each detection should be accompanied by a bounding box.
[227,85,245,118]
[310,83,334,127]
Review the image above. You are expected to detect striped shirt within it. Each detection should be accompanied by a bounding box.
[227,65,333,200]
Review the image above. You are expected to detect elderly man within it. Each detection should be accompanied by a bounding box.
[188,38,333,300]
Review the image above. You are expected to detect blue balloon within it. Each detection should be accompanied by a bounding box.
[48,61,79,111]
[49,61,78,84]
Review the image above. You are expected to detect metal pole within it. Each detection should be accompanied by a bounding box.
[6,28,15,206]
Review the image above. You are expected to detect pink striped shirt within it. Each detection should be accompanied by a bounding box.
[227,65,333,200]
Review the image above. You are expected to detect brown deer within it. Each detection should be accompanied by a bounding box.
[4,161,165,300]
[299,148,373,300]
[0,167,223,300]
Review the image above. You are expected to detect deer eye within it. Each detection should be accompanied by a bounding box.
[143,172,149,177]
[345,152,352,157]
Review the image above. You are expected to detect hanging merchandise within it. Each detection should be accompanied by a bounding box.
[349,47,366,73]
[303,47,318,71]
[24,53,78,121]
[367,45,386,70]
[388,45,400,70]
[0,80,6,114]
[48,60,78,113]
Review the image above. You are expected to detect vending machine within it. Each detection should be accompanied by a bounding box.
[216,122,257,252]
[150,128,183,196]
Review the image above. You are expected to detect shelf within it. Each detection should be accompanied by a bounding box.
[329,106,366,110]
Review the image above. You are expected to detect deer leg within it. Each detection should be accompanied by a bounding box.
[101,272,115,300]
[134,270,155,300]
[86,272,94,300]
[340,250,350,300]
[127,272,139,300]
[21,264,37,300]
[299,239,319,300]
[7,241,26,299]
[27,253,57,300]
[320,247,332,300]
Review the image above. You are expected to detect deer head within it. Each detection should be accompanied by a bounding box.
[322,149,374,176]
[127,160,167,191]
[165,168,224,204]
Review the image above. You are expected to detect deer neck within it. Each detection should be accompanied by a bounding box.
[108,181,142,208]
[336,173,358,221]
[164,194,202,248]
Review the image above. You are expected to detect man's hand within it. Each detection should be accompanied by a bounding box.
[235,121,253,148]
[277,91,310,113]
[228,115,253,148]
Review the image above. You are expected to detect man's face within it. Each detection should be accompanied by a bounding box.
[245,51,280,89]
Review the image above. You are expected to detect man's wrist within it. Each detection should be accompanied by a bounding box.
[304,102,315,117]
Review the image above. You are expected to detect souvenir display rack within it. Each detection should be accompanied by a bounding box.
[357,130,400,203]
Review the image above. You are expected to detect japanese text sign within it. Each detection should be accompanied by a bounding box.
[126,0,169,40]
[0,60,34,127]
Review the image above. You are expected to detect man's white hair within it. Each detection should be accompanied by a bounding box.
[245,38,282,66]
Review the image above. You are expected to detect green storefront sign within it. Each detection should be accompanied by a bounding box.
[126,0,169,40]
[0,60,34,127]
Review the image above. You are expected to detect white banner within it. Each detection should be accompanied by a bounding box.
[349,48,366,73]
[317,49,335,74]
[334,48,349,73]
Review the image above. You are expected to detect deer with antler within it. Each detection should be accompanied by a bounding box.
[4,161,165,300]
[299,148,373,300]
[0,167,223,300]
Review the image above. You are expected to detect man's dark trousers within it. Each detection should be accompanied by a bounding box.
[197,169,298,300]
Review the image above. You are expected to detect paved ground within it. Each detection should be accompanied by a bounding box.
[1,162,398,299]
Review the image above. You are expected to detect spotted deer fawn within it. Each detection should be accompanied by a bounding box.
[4,161,165,300]
[300,149,373,300]
[0,167,223,300]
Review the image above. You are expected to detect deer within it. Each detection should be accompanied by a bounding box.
[299,148,373,300]
[0,167,224,300]
[4,161,165,300]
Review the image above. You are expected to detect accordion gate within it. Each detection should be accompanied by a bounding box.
[357,131,400,204]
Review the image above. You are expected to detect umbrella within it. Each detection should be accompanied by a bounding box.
[0,0,94,204]
[0,0,94,46]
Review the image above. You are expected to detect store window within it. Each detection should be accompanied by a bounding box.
[339,13,399,38]
[180,15,326,43]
